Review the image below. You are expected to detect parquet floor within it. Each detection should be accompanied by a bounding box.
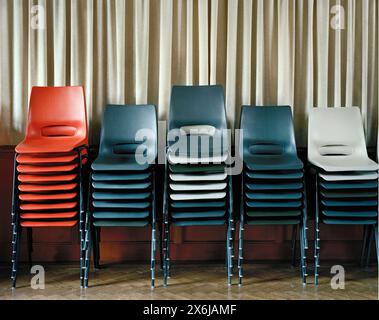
[0,263,377,300]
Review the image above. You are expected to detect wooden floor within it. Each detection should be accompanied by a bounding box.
[0,263,377,300]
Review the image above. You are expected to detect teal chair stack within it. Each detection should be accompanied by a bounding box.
[238,106,308,285]
[84,105,158,288]
[163,85,234,286]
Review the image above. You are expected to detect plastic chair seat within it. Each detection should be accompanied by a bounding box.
[92,201,150,209]
[92,181,151,190]
[17,163,78,174]
[18,174,77,183]
[321,199,377,207]
[169,173,227,182]
[20,220,78,227]
[171,210,226,219]
[19,193,77,201]
[246,210,301,217]
[246,191,303,200]
[322,210,378,218]
[309,155,378,172]
[169,164,226,174]
[169,182,227,191]
[322,218,378,225]
[246,218,300,225]
[244,155,303,171]
[167,152,228,165]
[246,200,302,208]
[92,191,150,200]
[20,202,77,211]
[92,172,151,181]
[17,153,79,164]
[93,220,149,227]
[20,211,78,219]
[18,183,77,192]
[172,219,226,226]
[92,155,151,171]
[16,137,87,154]
[320,181,378,190]
[246,182,303,191]
[319,172,378,181]
[245,170,303,180]
[320,190,378,198]
[170,192,226,201]
[170,200,226,208]
[93,210,150,219]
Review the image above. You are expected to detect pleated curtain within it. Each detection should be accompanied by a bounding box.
[0,0,378,147]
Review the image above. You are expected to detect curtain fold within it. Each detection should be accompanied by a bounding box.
[0,0,377,147]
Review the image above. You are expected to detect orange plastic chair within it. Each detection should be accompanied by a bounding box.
[15,86,88,154]
[11,86,89,289]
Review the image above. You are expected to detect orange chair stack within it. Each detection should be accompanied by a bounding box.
[11,86,89,288]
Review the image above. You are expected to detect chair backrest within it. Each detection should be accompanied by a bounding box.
[308,107,368,160]
[168,85,227,131]
[99,105,157,159]
[239,106,297,158]
[26,86,88,141]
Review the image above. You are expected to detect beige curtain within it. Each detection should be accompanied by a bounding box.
[0,0,378,147]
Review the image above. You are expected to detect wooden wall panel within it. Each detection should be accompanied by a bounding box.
[0,147,371,263]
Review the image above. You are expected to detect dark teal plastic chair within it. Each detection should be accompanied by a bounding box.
[83,105,158,288]
[163,85,234,286]
[313,173,378,279]
[238,106,308,285]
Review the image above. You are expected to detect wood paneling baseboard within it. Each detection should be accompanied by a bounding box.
[0,146,373,263]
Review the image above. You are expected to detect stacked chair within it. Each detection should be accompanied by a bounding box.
[84,105,158,288]
[11,86,89,288]
[308,107,378,284]
[238,106,308,285]
[162,85,234,286]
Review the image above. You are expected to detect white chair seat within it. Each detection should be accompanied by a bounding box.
[319,171,378,181]
[167,152,228,164]
[170,182,227,191]
[170,192,226,201]
[309,155,378,172]
[169,173,227,181]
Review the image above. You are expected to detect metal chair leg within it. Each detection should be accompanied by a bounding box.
[302,170,309,249]
[291,225,298,267]
[11,154,20,289]
[361,225,369,267]
[365,227,373,268]
[299,224,307,285]
[374,225,378,267]
[226,223,232,286]
[84,227,92,288]
[163,218,169,287]
[167,223,171,278]
[11,226,22,289]
[158,217,164,271]
[151,224,157,288]
[92,227,100,269]
[314,175,320,285]
[27,228,33,270]
[238,214,245,286]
